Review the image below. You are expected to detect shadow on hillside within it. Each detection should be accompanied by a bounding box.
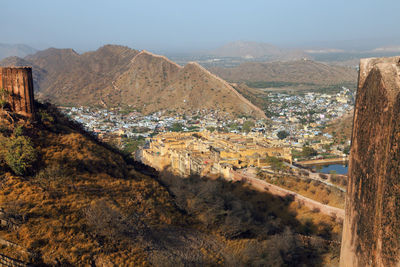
[25,103,337,265]
[148,169,337,266]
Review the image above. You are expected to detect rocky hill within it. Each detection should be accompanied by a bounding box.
[25,45,140,105]
[0,45,266,118]
[209,59,357,87]
[111,50,265,117]
[324,111,354,145]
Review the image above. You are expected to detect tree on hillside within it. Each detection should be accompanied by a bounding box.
[206,126,216,132]
[242,120,255,133]
[170,123,184,132]
[122,136,145,155]
[4,135,37,175]
[0,88,9,111]
[343,145,350,155]
[266,155,285,171]
[322,143,332,151]
[301,146,317,158]
[277,130,289,140]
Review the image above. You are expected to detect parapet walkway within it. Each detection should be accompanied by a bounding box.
[230,169,345,221]
[296,157,348,166]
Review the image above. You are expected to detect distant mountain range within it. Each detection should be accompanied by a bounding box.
[209,41,400,62]
[166,41,400,68]
[0,45,266,118]
[210,59,357,86]
[0,43,37,60]
[209,41,307,61]
[2,41,391,118]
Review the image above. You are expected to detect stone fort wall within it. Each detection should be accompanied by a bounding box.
[340,57,400,266]
[0,67,35,117]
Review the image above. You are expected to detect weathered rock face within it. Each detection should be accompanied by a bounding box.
[340,57,400,266]
[0,67,35,117]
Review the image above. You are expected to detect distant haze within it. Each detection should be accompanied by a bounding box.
[2,0,400,53]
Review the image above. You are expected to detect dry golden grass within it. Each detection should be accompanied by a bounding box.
[0,110,187,265]
[0,170,185,265]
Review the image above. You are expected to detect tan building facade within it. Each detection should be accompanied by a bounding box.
[140,131,292,179]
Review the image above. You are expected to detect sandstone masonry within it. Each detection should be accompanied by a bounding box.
[0,67,35,117]
[340,57,400,266]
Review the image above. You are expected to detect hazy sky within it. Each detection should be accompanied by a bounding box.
[2,0,400,52]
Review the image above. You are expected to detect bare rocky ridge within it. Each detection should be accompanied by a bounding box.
[111,50,182,109]
[1,45,140,105]
[26,45,140,105]
[114,50,265,117]
[0,45,266,118]
[340,56,400,267]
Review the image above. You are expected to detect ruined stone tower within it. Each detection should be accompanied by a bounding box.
[0,67,35,117]
[340,57,400,266]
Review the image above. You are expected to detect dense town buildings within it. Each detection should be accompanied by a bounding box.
[63,87,350,134]
[60,87,353,160]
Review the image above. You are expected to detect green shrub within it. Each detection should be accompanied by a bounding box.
[242,120,255,133]
[38,110,55,124]
[5,135,37,175]
[277,130,289,140]
[0,88,9,110]
[122,136,145,155]
[206,126,216,132]
[319,173,328,180]
[170,122,184,132]
[266,155,285,171]
[301,146,317,158]
[13,125,25,137]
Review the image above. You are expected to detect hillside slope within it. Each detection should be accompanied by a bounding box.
[112,50,266,117]
[324,110,354,144]
[0,105,340,265]
[1,46,266,118]
[210,59,357,86]
[26,45,140,105]
[0,105,188,265]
